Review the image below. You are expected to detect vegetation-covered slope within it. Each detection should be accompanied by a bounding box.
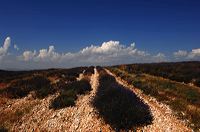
[0,67,93,131]
[115,61,200,87]
[109,62,200,130]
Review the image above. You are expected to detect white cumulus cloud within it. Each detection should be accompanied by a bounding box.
[0,37,11,58]
[173,48,200,60]
[153,53,166,62]
[36,45,61,61]
[174,50,188,58]
[22,50,37,61]
[1,36,199,70]
[62,40,149,66]
[16,40,152,68]
[188,48,200,59]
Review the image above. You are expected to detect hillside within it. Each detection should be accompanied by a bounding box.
[109,61,200,131]
[115,61,200,87]
[0,62,200,131]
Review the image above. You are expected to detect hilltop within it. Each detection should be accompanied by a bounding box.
[0,61,200,131]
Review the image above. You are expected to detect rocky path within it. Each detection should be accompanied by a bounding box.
[105,69,192,132]
[68,68,112,132]
[12,68,112,132]
[8,68,192,131]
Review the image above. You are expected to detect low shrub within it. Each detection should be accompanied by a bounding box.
[83,66,94,76]
[50,79,91,109]
[0,76,54,99]
[50,92,76,109]
[93,69,152,130]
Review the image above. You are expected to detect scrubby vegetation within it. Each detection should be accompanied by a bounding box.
[0,67,86,84]
[109,67,200,130]
[83,66,94,76]
[0,67,87,99]
[49,66,93,109]
[50,79,91,109]
[0,67,92,130]
[116,61,200,87]
[0,76,54,99]
[92,68,152,130]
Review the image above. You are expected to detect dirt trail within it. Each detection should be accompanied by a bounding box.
[8,68,192,131]
[68,68,112,132]
[105,69,192,132]
[12,68,111,131]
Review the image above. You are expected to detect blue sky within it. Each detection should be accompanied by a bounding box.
[0,0,200,69]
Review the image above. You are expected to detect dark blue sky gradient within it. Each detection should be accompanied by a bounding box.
[0,0,200,54]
